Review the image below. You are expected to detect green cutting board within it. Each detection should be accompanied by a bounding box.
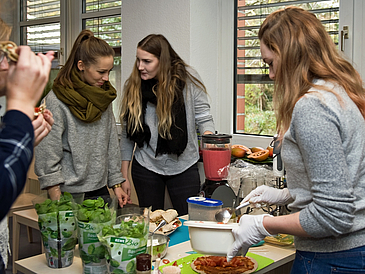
[159,252,274,273]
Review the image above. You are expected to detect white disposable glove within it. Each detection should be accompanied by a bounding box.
[227,214,272,262]
[241,185,293,208]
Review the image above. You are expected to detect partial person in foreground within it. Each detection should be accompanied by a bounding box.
[0,17,54,273]
[228,7,365,274]
[35,29,129,207]
[120,34,215,215]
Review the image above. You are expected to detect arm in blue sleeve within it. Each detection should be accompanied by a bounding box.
[0,110,34,221]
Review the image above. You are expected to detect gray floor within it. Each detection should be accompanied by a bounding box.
[5,217,43,274]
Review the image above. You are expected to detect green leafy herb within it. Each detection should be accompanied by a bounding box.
[77,197,113,223]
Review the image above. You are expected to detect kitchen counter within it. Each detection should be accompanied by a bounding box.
[14,215,296,273]
[14,240,295,274]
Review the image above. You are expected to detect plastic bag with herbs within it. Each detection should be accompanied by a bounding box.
[34,192,77,268]
[98,207,150,274]
[76,195,117,274]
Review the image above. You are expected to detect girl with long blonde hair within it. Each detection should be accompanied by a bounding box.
[120,34,214,215]
[228,7,365,273]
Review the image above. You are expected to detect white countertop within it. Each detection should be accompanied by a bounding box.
[14,214,296,273]
[15,241,295,274]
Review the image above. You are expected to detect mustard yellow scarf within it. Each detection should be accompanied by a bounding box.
[53,68,116,123]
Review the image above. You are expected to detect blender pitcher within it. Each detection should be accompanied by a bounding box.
[201,133,232,181]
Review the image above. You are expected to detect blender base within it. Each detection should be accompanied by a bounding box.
[199,179,236,208]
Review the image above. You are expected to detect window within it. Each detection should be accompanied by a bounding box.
[18,0,122,120]
[235,0,340,136]
[81,0,122,120]
[20,0,61,66]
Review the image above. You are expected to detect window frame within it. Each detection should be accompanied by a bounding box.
[233,0,341,147]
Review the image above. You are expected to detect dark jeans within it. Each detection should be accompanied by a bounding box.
[290,246,365,274]
[131,158,200,216]
[0,255,5,274]
[83,186,110,199]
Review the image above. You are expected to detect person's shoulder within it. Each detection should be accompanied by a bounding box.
[186,66,199,78]
[45,90,67,110]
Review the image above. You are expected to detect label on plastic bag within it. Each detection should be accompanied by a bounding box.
[78,220,113,273]
[39,210,77,268]
[104,235,147,274]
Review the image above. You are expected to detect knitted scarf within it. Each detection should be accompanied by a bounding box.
[125,78,188,157]
[53,68,117,123]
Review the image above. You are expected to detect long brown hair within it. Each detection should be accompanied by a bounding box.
[53,29,115,89]
[0,18,12,41]
[120,34,207,139]
[259,7,365,137]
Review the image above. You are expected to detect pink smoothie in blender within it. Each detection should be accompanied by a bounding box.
[201,134,232,181]
[202,148,231,180]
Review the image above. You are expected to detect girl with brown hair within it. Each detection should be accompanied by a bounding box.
[120,34,215,215]
[35,30,128,207]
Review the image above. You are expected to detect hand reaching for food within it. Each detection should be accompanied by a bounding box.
[227,214,272,262]
[33,109,54,146]
[241,185,293,208]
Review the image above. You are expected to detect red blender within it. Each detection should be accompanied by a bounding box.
[199,134,236,207]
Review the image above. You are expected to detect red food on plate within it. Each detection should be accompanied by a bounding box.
[191,255,257,274]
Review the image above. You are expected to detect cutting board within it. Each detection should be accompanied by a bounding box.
[159,252,274,273]
[169,219,190,246]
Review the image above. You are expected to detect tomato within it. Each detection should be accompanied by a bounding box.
[34,107,41,113]
[267,146,274,157]
[162,259,170,264]
[172,261,178,266]
[247,149,270,161]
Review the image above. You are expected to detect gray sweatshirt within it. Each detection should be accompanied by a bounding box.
[283,79,365,252]
[120,68,215,175]
[35,91,125,193]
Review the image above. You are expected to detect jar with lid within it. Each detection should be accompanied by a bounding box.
[136,253,152,274]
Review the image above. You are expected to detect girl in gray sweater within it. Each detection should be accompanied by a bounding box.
[228,7,365,274]
[35,30,129,207]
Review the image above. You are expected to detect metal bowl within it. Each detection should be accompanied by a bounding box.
[147,233,170,261]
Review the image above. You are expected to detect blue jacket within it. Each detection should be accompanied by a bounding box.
[0,110,34,221]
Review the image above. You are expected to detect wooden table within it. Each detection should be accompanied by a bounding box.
[12,208,42,274]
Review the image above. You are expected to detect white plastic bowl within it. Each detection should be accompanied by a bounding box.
[184,220,238,255]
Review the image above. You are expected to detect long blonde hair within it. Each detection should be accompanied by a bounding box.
[259,7,365,137]
[120,34,207,139]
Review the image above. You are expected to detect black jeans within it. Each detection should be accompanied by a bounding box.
[0,255,5,274]
[131,158,200,216]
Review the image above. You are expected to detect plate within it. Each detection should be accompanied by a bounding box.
[264,234,294,246]
[164,218,182,236]
[159,253,274,274]
[190,256,258,274]
[232,155,273,165]
[151,218,182,236]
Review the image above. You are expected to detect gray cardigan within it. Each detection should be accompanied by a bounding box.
[35,91,125,193]
[120,68,215,175]
[283,79,365,252]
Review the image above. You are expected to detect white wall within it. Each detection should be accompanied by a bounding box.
[121,0,235,134]
[121,0,191,87]
[121,0,272,149]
